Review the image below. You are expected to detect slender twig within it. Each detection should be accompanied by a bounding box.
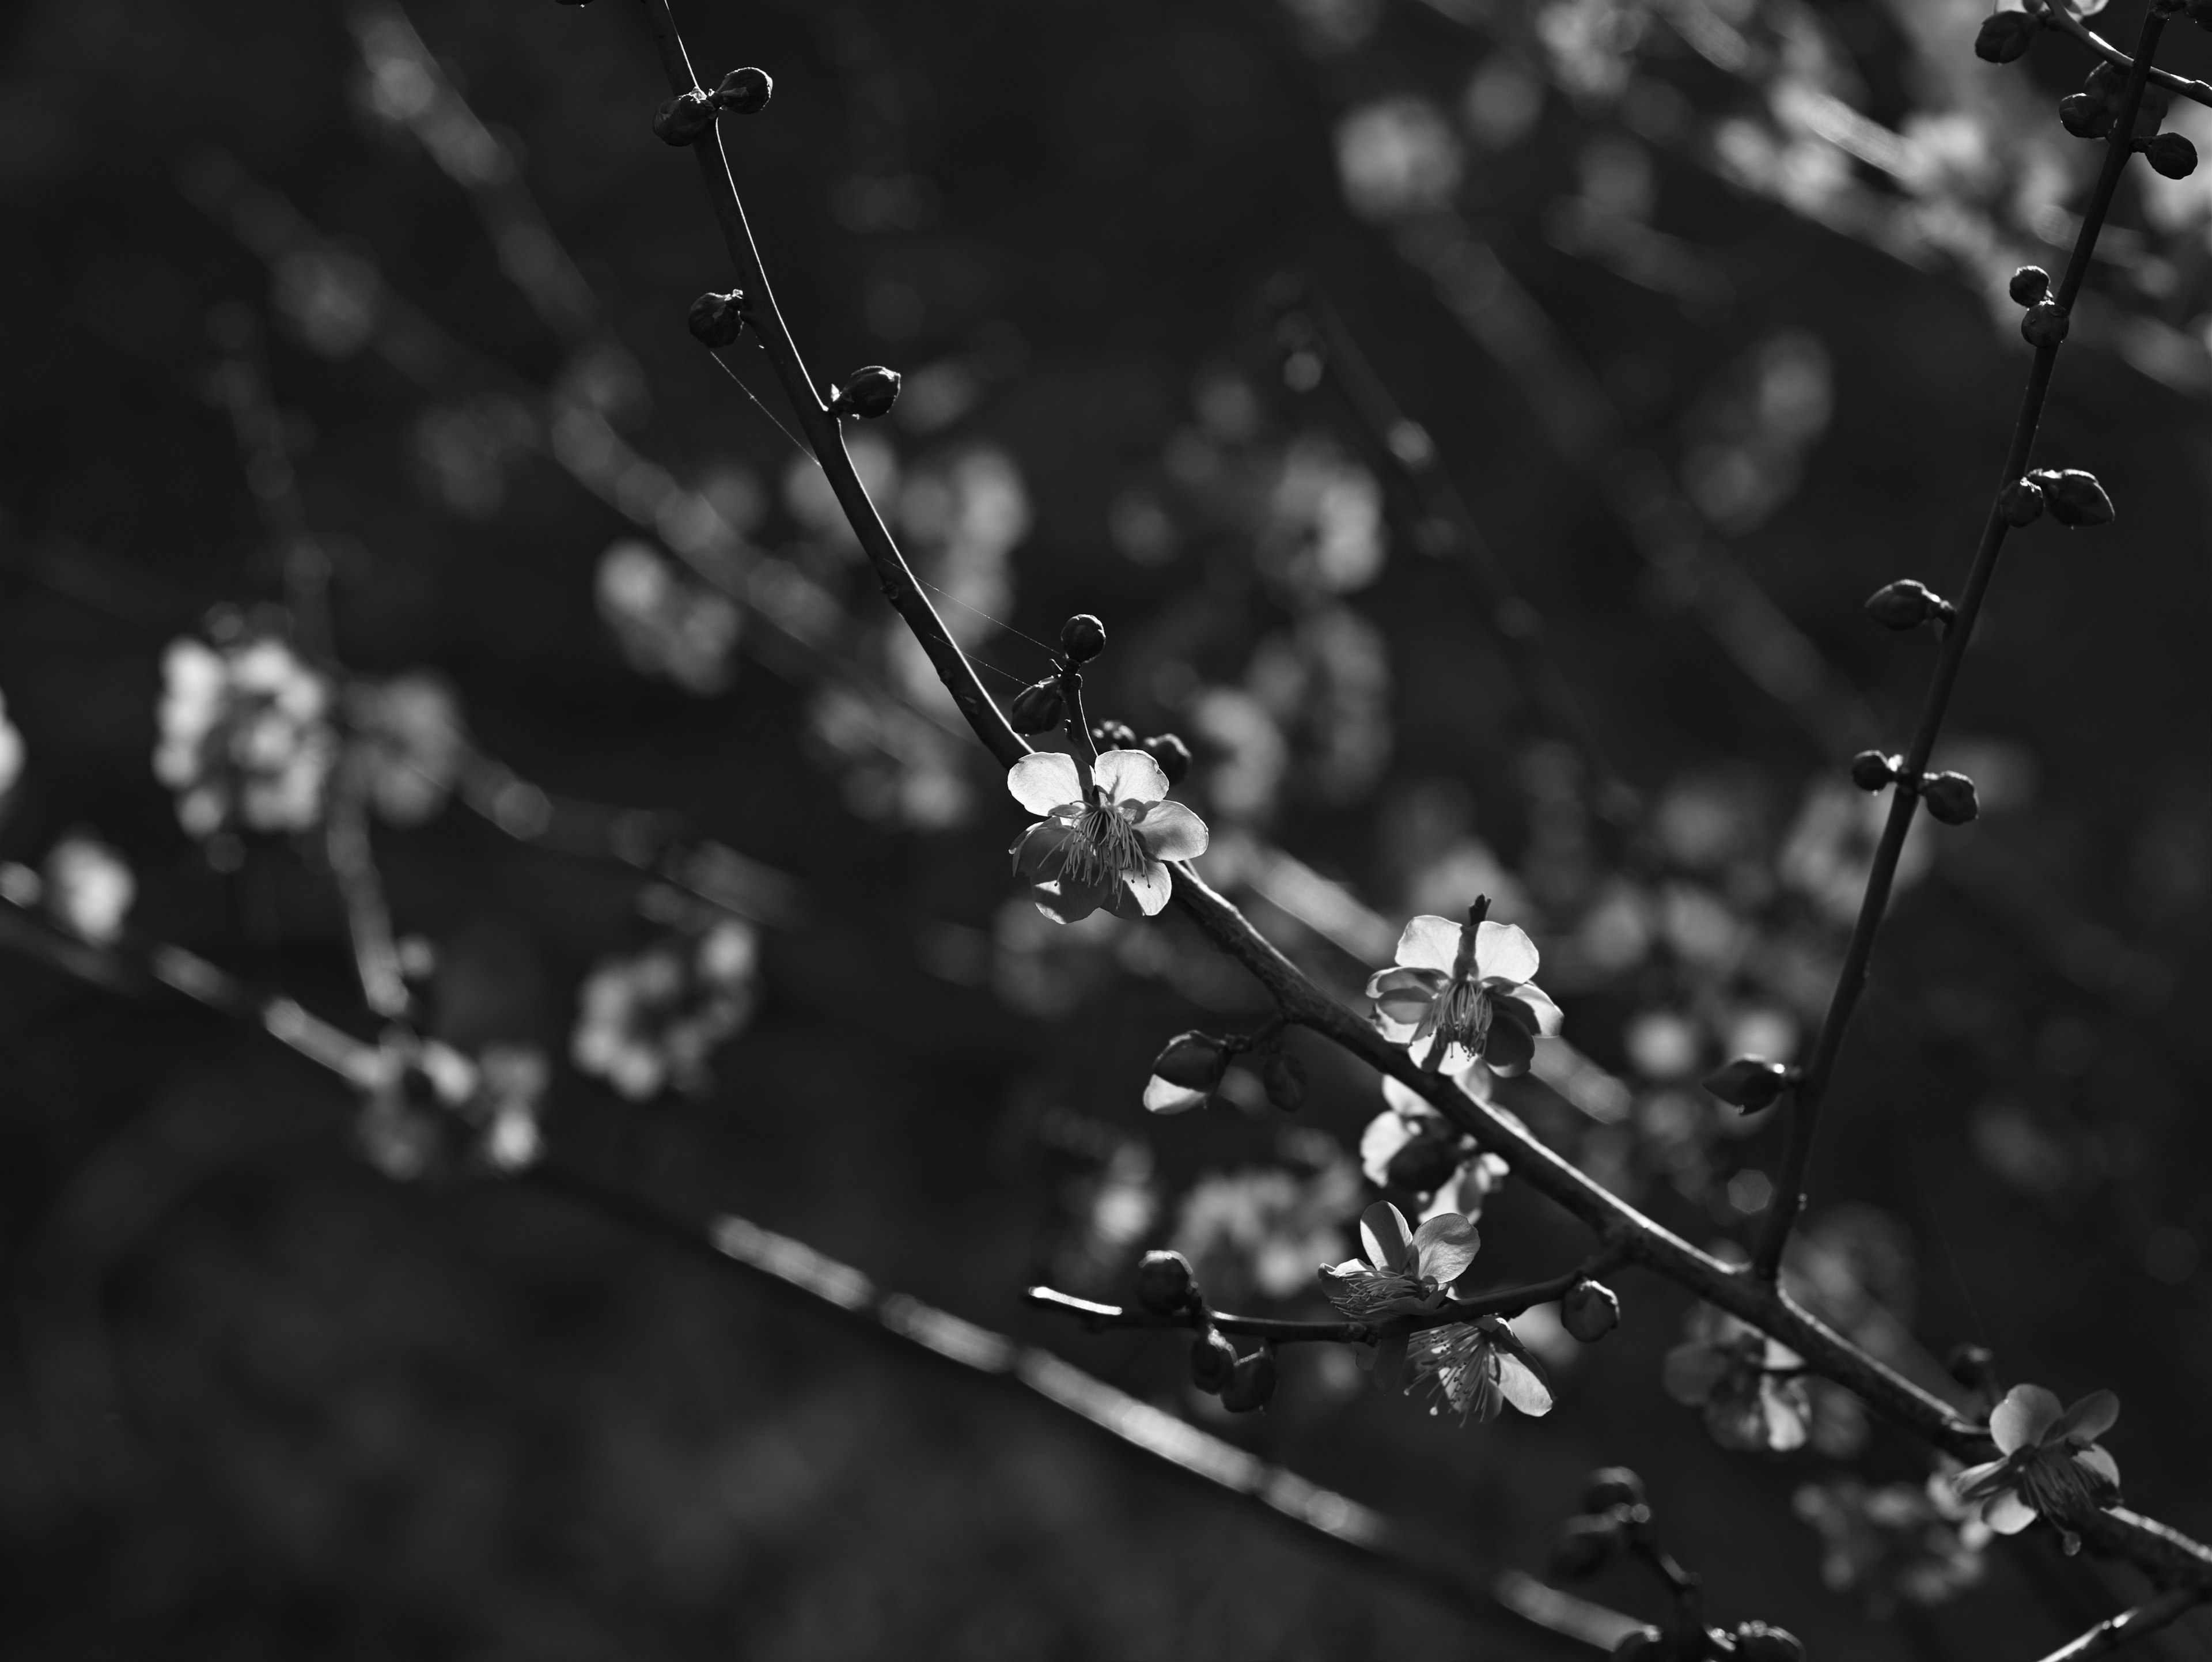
[2033,0,2212,111]
[1752,5,2171,1282]
[2029,1585,2212,1662]
[326,758,413,1023]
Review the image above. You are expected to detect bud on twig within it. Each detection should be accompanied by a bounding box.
[1703,1055,1794,1114]
[652,89,718,146]
[1060,613,1107,664]
[686,290,746,348]
[2028,467,2115,527]
[1849,750,1899,792]
[1974,10,2037,62]
[828,366,901,421]
[1260,1049,1306,1112]
[712,67,773,115]
[1145,1031,1229,1114]
[2021,301,2070,348]
[1582,1467,1647,1512]
[1190,1327,1238,1394]
[1562,1278,1622,1342]
[1090,718,1137,752]
[2147,131,2199,179]
[2008,266,2050,307]
[1134,1248,1196,1314]
[1948,1342,1997,1391]
[1141,732,1191,786]
[2059,93,2112,139]
[1919,771,1979,826]
[1219,1345,1278,1413]
[1009,679,1065,734]
[1733,1623,1806,1662]
[1548,1513,1624,1580]
[1998,476,2046,527]
[1863,578,1950,630]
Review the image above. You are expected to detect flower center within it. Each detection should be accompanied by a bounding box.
[2017,1448,2112,1520]
[1437,978,1494,1055]
[1059,801,1149,887]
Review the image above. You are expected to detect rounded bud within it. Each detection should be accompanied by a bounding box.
[2021,301,2070,349]
[1703,1055,1793,1114]
[1090,718,1138,752]
[2029,467,2115,527]
[1947,1342,1997,1390]
[1134,1248,1196,1315]
[1864,578,1944,630]
[686,289,746,349]
[2148,131,2200,180]
[652,89,718,147]
[1142,732,1192,786]
[2084,62,2128,112]
[1920,770,1980,826]
[1190,1327,1238,1394]
[1581,1466,1648,1513]
[1850,750,1899,792]
[1974,10,2037,63]
[1060,613,1107,664]
[1998,476,2046,527]
[1548,1514,1623,1580]
[2059,93,2113,140]
[713,66,774,115]
[1261,1050,1306,1113]
[1152,1031,1230,1093]
[1219,1345,1278,1413]
[1561,1279,1622,1343]
[1008,679,1066,735]
[1612,1627,1666,1661]
[2008,266,2051,307]
[829,366,902,421]
[1733,1623,1805,1662]
[1385,1134,1462,1195]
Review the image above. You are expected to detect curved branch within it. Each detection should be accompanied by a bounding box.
[2028,1585,2212,1662]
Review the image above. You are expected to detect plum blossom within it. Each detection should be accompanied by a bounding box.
[571,917,759,1100]
[1405,1313,1554,1424]
[1953,1385,2121,1552]
[1007,747,1209,923]
[1367,908,1562,1074]
[1359,1069,1512,1222]
[155,635,336,836]
[43,835,135,945]
[346,673,467,827]
[1663,1304,1811,1453]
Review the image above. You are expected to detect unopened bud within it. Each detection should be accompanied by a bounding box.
[2059,93,2113,139]
[2021,301,2070,348]
[2084,62,2128,113]
[1152,1032,1230,1092]
[1219,1345,1278,1413]
[1733,1623,1805,1662]
[1060,613,1107,664]
[1548,1514,1623,1580]
[1090,718,1138,752]
[1612,1627,1666,1661]
[1261,1050,1306,1113]
[686,289,746,348]
[1850,750,1899,792]
[1008,679,1065,734]
[1974,10,2038,62]
[1703,1055,1793,1114]
[1385,1134,1462,1194]
[1134,1249,1196,1314]
[1947,1342,1997,1390]
[1581,1466,1648,1512]
[828,366,901,421]
[713,66,773,115]
[1920,771,1979,826]
[652,89,718,146]
[1998,476,2046,527]
[2029,467,2115,527]
[1190,1327,1238,1394]
[2147,131,2200,179]
[1864,578,1946,630]
[2008,266,2050,306]
[1561,1279,1622,1342]
[1142,732,1192,786]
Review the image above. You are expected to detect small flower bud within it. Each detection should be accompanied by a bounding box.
[2008,266,2050,306]
[1561,1279,1622,1342]
[1090,719,1138,752]
[1219,1345,1278,1413]
[2029,467,2115,527]
[1134,1249,1196,1314]
[1850,751,1899,792]
[686,290,746,348]
[1612,1627,1666,1661]
[1998,476,2046,527]
[1920,770,1979,826]
[1864,578,1945,630]
[1581,1466,1647,1512]
[1385,1134,1462,1194]
[1261,1050,1306,1113]
[1703,1055,1793,1114]
[1008,679,1065,734]
[2058,93,2113,139]
[712,66,773,115]
[1141,732,1192,786]
[1974,10,2038,63]
[1190,1327,1238,1394]
[1947,1342,1997,1390]
[1060,613,1107,664]
[652,89,718,147]
[828,366,901,421]
[2147,131,2199,179]
[1548,1514,1623,1580]
[1152,1032,1230,1093]
[2021,301,2070,348]
[1733,1623,1806,1662]
[2084,62,2128,113]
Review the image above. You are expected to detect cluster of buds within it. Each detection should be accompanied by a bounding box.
[1134,1249,1277,1411]
[2056,60,2168,145]
[2010,263,2070,351]
[2017,467,2115,528]
[652,67,774,146]
[1863,577,1954,632]
[1143,1027,1304,1114]
[156,633,338,838]
[356,1039,550,1182]
[1848,754,1980,826]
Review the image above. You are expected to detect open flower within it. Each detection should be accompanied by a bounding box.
[1007,747,1209,923]
[1663,1304,1811,1453]
[1320,1200,1479,1380]
[1953,1385,2120,1551]
[1359,1069,1513,1222]
[1367,910,1561,1074]
[1406,1315,1554,1424]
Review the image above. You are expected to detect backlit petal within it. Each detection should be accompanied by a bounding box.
[1953,1461,2010,1501]
[1034,870,1113,925]
[1470,920,1540,984]
[1483,1017,1535,1077]
[1983,1490,2037,1534]
[1360,1201,1415,1274]
[1366,964,1449,1000]
[1143,1074,1210,1114]
[1496,1351,1554,1417]
[2052,1390,2120,1446]
[1491,984,1564,1036]
[1410,1213,1480,1286]
[1359,1108,1418,1184]
[1393,915,1464,973]
[1008,751,1084,816]
[1992,1384,2066,1455]
[2074,1444,2120,1489]
[1132,798,1209,861]
[1119,860,1173,917]
[1092,747,1168,806]
[1375,985,1444,1032]
[1010,819,1074,881]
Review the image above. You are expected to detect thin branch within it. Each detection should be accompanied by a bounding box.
[2029,1586,2212,1662]
[2033,1,2212,112]
[326,759,412,1022]
[1752,3,2171,1282]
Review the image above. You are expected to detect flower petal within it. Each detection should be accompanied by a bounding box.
[1953,1460,2011,1501]
[1116,860,1173,918]
[1366,965,1449,1000]
[2052,1390,2120,1446]
[1033,872,1112,925]
[1374,985,1444,1033]
[1380,1076,1436,1120]
[1409,1214,1480,1286]
[1010,819,1074,881]
[1992,1384,2066,1455]
[1490,984,1564,1037]
[2074,1444,2120,1490]
[1092,747,1168,806]
[1983,1490,2037,1534]
[1359,1108,1418,1186]
[1007,751,1084,816]
[1143,1074,1210,1114]
[1496,1350,1554,1417]
[1483,1016,1535,1077]
[1393,915,1466,973]
[1132,797,1209,861]
[1360,1201,1414,1274]
[1470,920,1540,984]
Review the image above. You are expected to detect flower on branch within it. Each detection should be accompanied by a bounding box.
[1359,1069,1512,1222]
[571,917,760,1100]
[1366,910,1561,1074]
[1007,748,1210,923]
[156,635,337,836]
[1320,1201,1479,1324]
[1662,1304,1812,1453]
[1406,1313,1554,1423]
[1952,1384,2121,1551]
